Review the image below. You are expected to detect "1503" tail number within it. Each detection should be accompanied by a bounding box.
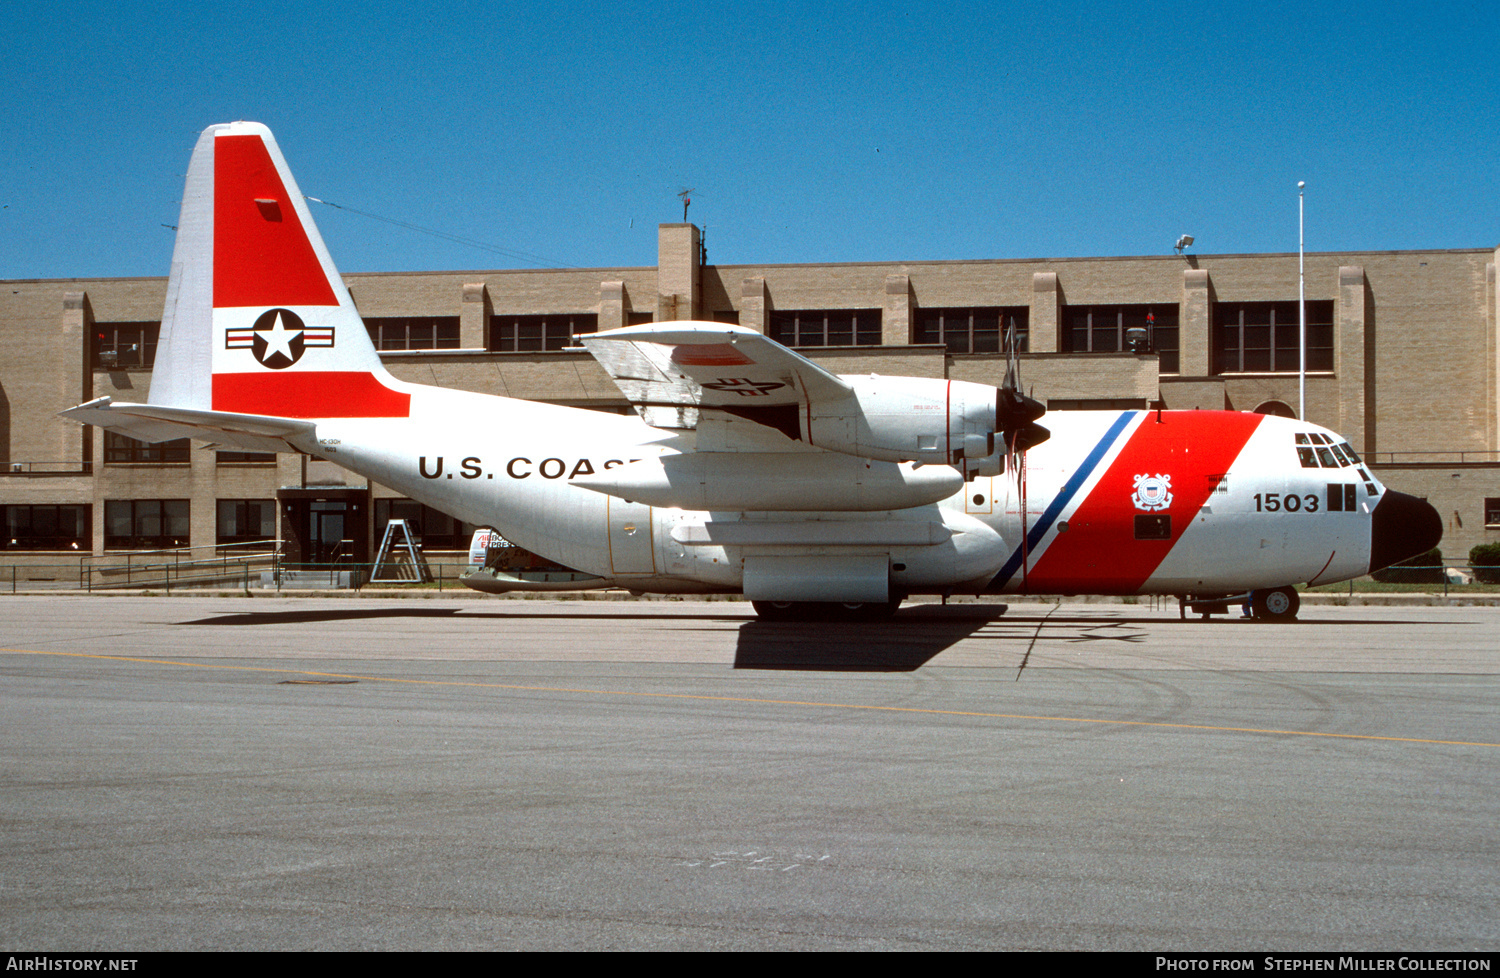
[1254,492,1320,513]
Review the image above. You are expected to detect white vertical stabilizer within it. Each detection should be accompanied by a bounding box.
[148,121,407,419]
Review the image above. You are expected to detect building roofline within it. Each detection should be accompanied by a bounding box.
[5,246,1493,286]
[709,246,1497,273]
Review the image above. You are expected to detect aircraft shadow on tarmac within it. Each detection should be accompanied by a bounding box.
[175,604,1448,664]
[178,607,760,626]
[175,606,1440,630]
[178,608,468,626]
[732,604,1010,672]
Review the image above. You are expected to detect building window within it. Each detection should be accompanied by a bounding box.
[1215,300,1333,374]
[768,309,881,347]
[1063,304,1179,373]
[104,432,190,464]
[105,500,190,550]
[1486,498,1500,527]
[217,499,276,547]
[216,450,277,464]
[1254,400,1298,418]
[373,499,478,551]
[2,505,90,551]
[364,317,461,351]
[1152,315,1180,374]
[915,307,1028,354]
[489,314,598,352]
[711,310,741,324]
[93,322,159,369]
[1047,397,1150,411]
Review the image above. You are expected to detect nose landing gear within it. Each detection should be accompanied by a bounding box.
[1251,586,1300,622]
[1177,586,1300,622]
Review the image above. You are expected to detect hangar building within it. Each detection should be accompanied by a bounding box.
[2,225,1496,574]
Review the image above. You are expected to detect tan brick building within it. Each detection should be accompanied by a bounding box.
[3,227,1497,572]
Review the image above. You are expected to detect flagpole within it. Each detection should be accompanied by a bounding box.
[1298,181,1306,420]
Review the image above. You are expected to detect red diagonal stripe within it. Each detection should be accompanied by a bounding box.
[1026,411,1263,592]
[214,135,338,308]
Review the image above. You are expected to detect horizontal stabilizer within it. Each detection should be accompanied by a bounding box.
[61,396,315,454]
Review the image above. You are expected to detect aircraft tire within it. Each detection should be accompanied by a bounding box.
[832,599,902,621]
[751,600,801,621]
[1252,586,1300,622]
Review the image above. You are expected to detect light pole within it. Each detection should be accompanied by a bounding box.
[1298,181,1306,420]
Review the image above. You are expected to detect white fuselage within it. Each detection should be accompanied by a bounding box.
[300,387,1382,597]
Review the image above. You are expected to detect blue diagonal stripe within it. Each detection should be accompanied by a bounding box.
[987,411,1137,592]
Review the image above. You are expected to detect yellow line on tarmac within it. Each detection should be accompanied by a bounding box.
[7,647,1498,749]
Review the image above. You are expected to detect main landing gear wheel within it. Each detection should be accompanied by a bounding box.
[751,600,799,621]
[1251,586,1300,622]
[751,600,902,622]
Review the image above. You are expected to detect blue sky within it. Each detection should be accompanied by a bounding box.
[4,0,1497,279]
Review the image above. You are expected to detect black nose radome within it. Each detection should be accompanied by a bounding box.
[1369,490,1443,574]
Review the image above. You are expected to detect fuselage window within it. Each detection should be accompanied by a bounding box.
[1328,484,1357,512]
[1135,514,1171,540]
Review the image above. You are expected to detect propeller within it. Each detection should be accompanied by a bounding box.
[996,320,1050,468]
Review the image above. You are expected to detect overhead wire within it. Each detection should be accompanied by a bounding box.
[303,196,575,270]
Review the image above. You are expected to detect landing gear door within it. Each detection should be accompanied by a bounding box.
[607,498,656,575]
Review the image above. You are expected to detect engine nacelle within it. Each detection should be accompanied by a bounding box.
[806,376,999,465]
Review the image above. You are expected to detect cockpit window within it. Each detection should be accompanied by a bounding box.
[1296,432,1366,468]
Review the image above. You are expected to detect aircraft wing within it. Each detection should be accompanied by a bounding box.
[581,324,852,416]
[61,396,316,455]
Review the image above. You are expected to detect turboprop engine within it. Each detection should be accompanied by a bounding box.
[576,322,1049,505]
[805,376,998,465]
[804,374,1049,478]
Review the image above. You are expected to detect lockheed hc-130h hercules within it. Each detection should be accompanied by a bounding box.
[64,123,1442,620]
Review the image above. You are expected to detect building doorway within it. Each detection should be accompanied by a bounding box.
[277,488,369,567]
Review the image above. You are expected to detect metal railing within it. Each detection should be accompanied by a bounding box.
[1367,450,1500,465]
[2,460,93,475]
[0,555,481,593]
[79,543,281,591]
[1313,565,1500,597]
[77,540,280,588]
[5,560,1489,596]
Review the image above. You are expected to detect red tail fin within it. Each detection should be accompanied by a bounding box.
[150,122,410,419]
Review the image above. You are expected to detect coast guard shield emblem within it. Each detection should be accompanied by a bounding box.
[1132,474,1173,511]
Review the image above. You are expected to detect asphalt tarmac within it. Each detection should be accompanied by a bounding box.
[2,595,1496,951]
